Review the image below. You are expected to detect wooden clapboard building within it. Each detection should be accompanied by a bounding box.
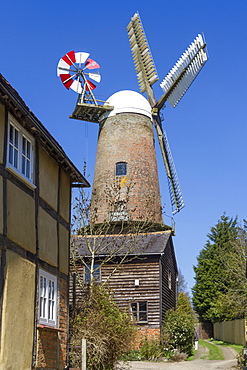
[0,74,89,369]
[72,230,177,340]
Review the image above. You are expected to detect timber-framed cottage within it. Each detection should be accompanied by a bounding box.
[0,74,89,369]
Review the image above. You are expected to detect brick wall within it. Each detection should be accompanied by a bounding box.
[133,327,161,348]
[91,113,163,224]
[36,277,68,370]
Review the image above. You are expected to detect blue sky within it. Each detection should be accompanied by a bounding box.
[1,1,246,291]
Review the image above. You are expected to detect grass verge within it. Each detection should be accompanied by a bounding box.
[209,339,243,355]
[199,339,224,360]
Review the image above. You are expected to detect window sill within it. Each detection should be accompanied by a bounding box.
[136,321,148,325]
[37,324,65,332]
[6,166,36,190]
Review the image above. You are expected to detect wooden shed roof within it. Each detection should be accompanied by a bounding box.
[72,230,172,257]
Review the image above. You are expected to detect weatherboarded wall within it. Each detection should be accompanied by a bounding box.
[214,319,247,346]
[70,240,177,342]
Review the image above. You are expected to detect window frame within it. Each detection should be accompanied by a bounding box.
[38,269,57,327]
[168,270,172,290]
[84,263,101,284]
[115,162,127,177]
[130,301,148,323]
[7,116,35,186]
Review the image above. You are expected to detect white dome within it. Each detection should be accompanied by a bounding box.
[100,90,152,120]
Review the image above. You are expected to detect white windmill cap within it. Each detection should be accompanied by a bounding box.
[100,90,152,121]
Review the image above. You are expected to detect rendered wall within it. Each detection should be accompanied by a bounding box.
[59,169,70,223]
[0,102,4,164]
[0,103,4,235]
[0,250,35,370]
[214,319,246,346]
[59,224,69,275]
[39,147,59,211]
[0,176,3,235]
[7,180,36,253]
[38,206,58,266]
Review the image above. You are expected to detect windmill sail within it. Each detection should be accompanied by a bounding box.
[127,12,158,102]
[153,118,184,214]
[159,34,208,108]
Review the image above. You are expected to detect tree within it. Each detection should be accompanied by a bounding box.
[177,268,190,297]
[69,285,136,370]
[192,214,247,323]
[212,220,247,320]
[163,292,195,356]
[71,187,170,291]
[177,292,194,316]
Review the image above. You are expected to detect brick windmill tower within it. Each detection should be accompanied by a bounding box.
[90,89,163,225]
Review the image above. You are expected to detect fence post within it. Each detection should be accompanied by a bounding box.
[81,339,86,370]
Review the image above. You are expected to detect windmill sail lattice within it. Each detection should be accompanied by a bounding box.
[127,12,158,99]
[159,34,208,108]
[127,12,208,214]
[162,131,184,212]
[155,124,184,214]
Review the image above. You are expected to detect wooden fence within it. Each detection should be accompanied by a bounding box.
[214,319,247,346]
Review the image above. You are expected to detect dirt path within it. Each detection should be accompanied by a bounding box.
[121,342,238,370]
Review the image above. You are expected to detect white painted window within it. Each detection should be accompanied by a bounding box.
[39,269,57,327]
[7,116,34,184]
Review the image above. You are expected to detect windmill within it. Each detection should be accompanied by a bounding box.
[57,13,208,217]
[57,50,114,123]
[127,12,208,214]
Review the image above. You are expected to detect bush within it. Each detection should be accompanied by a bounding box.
[163,308,194,356]
[121,349,143,361]
[139,337,164,361]
[169,350,188,362]
[69,284,136,370]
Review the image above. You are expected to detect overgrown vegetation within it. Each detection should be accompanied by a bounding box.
[192,214,247,323]
[139,337,164,361]
[237,351,247,368]
[69,284,136,370]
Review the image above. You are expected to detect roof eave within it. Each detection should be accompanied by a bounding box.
[0,74,90,188]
